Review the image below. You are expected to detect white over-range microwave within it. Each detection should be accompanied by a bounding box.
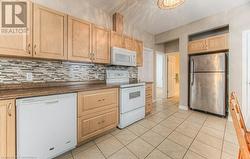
[111,47,137,66]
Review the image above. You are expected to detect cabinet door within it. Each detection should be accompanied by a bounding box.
[68,16,92,62]
[0,100,15,158]
[188,39,207,54]
[92,26,110,64]
[0,1,32,57]
[111,31,123,48]
[78,109,118,143]
[134,40,144,67]
[33,4,67,60]
[145,83,153,114]
[207,34,229,52]
[124,36,134,51]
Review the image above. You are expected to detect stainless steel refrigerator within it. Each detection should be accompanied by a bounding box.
[189,53,226,116]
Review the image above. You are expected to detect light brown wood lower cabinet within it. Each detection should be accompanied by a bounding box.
[77,88,118,144]
[0,99,15,158]
[145,83,153,115]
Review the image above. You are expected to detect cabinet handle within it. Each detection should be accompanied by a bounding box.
[34,44,37,55]
[7,103,12,117]
[27,43,31,54]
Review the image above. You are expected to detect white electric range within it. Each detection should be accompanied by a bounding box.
[106,70,145,128]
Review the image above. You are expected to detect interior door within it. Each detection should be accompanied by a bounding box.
[167,56,177,98]
[33,4,67,60]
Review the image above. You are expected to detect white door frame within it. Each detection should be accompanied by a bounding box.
[166,52,180,98]
[155,51,167,99]
[242,30,250,129]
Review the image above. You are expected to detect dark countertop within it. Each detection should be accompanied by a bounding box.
[0,81,120,100]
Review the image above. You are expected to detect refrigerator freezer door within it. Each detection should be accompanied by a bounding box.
[190,73,225,116]
[190,53,226,73]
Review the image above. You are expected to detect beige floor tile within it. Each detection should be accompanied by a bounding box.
[224,132,238,145]
[145,149,171,159]
[55,151,73,159]
[175,126,199,139]
[221,152,237,159]
[73,145,105,159]
[140,130,165,147]
[168,131,193,148]
[151,124,173,137]
[167,116,185,124]
[222,140,239,156]
[126,138,154,159]
[184,150,206,159]
[127,123,149,136]
[158,139,187,159]
[108,147,137,159]
[159,119,180,130]
[190,140,221,159]
[173,111,192,119]
[94,133,113,144]
[72,141,95,155]
[138,119,157,129]
[200,126,224,139]
[114,129,137,145]
[147,114,165,123]
[186,114,207,125]
[196,132,223,150]
[204,118,226,131]
[96,136,124,157]
[111,128,123,136]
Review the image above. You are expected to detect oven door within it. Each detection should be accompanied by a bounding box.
[120,86,145,114]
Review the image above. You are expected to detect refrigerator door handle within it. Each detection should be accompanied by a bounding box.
[191,59,195,85]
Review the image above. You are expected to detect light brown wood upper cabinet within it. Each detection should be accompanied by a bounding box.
[0,1,32,57]
[134,40,143,67]
[68,16,92,62]
[33,4,67,60]
[188,33,229,54]
[124,36,135,51]
[92,26,110,64]
[0,100,15,158]
[207,34,229,52]
[111,31,124,48]
[188,39,207,54]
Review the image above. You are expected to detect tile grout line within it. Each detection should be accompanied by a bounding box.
[180,114,208,159]
[142,109,193,159]
[220,118,228,159]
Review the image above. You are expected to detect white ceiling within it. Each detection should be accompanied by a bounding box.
[88,0,250,34]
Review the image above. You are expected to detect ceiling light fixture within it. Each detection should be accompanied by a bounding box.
[157,0,185,9]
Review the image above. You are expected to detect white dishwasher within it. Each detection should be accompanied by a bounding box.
[16,93,77,159]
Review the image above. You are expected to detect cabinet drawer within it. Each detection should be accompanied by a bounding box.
[78,108,118,143]
[78,88,118,117]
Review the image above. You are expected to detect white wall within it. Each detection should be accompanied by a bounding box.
[138,48,154,82]
[156,54,164,88]
[32,0,155,48]
[155,3,250,110]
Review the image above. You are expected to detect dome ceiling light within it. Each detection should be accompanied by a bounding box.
[157,0,185,9]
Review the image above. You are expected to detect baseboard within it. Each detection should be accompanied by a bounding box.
[179,105,189,110]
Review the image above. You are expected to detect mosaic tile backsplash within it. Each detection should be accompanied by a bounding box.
[0,58,138,84]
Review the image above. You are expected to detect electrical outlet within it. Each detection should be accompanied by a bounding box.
[26,73,33,81]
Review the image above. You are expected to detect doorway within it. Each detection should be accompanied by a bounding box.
[167,52,180,99]
[156,52,166,100]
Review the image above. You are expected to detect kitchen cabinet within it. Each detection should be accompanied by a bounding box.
[111,31,124,48]
[124,36,135,51]
[145,83,153,115]
[188,39,207,54]
[33,4,67,60]
[188,33,229,54]
[0,100,15,158]
[92,26,110,64]
[207,34,229,52]
[77,88,118,143]
[134,40,144,67]
[0,1,32,57]
[68,16,92,62]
